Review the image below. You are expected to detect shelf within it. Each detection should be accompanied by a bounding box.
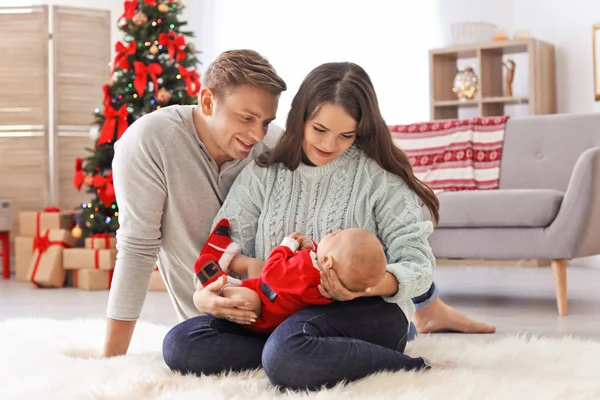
[429,37,556,119]
[433,99,478,107]
[430,38,549,59]
[432,97,529,108]
[481,96,529,104]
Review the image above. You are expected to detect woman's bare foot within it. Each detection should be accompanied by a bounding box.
[414,298,496,334]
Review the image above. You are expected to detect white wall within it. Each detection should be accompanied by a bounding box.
[512,0,600,114]
[189,0,443,126]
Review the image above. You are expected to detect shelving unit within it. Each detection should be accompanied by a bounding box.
[429,38,556,120]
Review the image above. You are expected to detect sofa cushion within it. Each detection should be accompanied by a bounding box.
[431,189,564,228]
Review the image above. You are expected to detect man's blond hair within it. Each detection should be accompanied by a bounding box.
[202,49,286,98]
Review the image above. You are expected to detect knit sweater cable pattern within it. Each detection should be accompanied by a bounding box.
[214,146,436,323]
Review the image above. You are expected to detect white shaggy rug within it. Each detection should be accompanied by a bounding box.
[1,318,600,400]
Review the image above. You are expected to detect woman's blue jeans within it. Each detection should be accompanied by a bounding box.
[162,296,431,391]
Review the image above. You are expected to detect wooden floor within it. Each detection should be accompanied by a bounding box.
[2,259,600,341]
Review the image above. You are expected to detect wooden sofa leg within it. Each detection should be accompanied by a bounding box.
[551,259,568,316]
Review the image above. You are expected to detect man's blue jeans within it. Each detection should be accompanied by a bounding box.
[163,296,430,390]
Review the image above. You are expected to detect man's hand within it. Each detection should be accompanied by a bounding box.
[193,276,257,325]
[103,318,137,358]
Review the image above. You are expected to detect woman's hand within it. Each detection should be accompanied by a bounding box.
[318,267,372,301]
[193,276,257,325]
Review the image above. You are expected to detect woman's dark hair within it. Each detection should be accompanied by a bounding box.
[256,62,439,225]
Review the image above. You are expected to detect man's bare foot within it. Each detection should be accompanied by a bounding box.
[414,298,496,334]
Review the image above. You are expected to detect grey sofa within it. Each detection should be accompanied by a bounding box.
[426,112,600,316]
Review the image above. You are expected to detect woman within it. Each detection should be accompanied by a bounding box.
[163,62,491,389]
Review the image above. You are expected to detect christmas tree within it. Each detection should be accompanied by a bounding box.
[72,0,201,240]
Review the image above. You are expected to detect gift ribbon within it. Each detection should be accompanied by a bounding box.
[158,32,186,61]
[178,65,201,97]
[98,105,129,145]
[91,233,113,249]
[33,207,61,251]
[134,61,163,97]
[30,229,72,287]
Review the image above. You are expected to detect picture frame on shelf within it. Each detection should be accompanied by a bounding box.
[594,23,600,101]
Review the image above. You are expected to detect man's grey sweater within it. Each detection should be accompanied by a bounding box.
[107,105,281,321]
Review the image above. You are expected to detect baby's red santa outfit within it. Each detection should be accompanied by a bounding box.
[193,218,332,333]
[240,236,333,333]
[194,219,242,287]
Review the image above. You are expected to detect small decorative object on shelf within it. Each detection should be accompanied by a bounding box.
[493,29,509,41]
[452,67,479,100]
[513,30,532,39]
[450,22,496,45]
[503,60,516,97]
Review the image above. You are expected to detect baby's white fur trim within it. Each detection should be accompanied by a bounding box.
[218,241,242,273]
[280,236,300,252]
[226,275,242,286]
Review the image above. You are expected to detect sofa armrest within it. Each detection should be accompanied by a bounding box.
[546,147,600,258]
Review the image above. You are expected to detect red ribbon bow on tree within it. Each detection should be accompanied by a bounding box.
[119,0,157,21]
[159,32,186,62]
[134,61,163,97]
[102,84,111,106]
[98,105,129,145]
[178,65,201,97]
[73,158,85,190]
[112,41,137,74]
[93,172,116,207]
[120,0,138,21]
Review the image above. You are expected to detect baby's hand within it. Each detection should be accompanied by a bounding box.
[288,232,303,241]
[299,236,314,250]
[288,232,313,250]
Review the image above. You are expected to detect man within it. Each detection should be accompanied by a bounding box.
[104,49,286,357]
[104,49,495,358]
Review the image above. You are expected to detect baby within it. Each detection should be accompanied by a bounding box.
[194,218,387,333]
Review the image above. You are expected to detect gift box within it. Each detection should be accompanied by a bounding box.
[149,267,166,291]
[85,234,116,249]
[27,229,75,288]
[70,269,114,291]
[63,248,117,271]
[19,207,73,237]
[14,236,34,282]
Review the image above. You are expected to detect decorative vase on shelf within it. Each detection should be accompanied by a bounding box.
[452,67,479,100]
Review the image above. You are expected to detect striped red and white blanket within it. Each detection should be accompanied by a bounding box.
[389,116,509,192]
